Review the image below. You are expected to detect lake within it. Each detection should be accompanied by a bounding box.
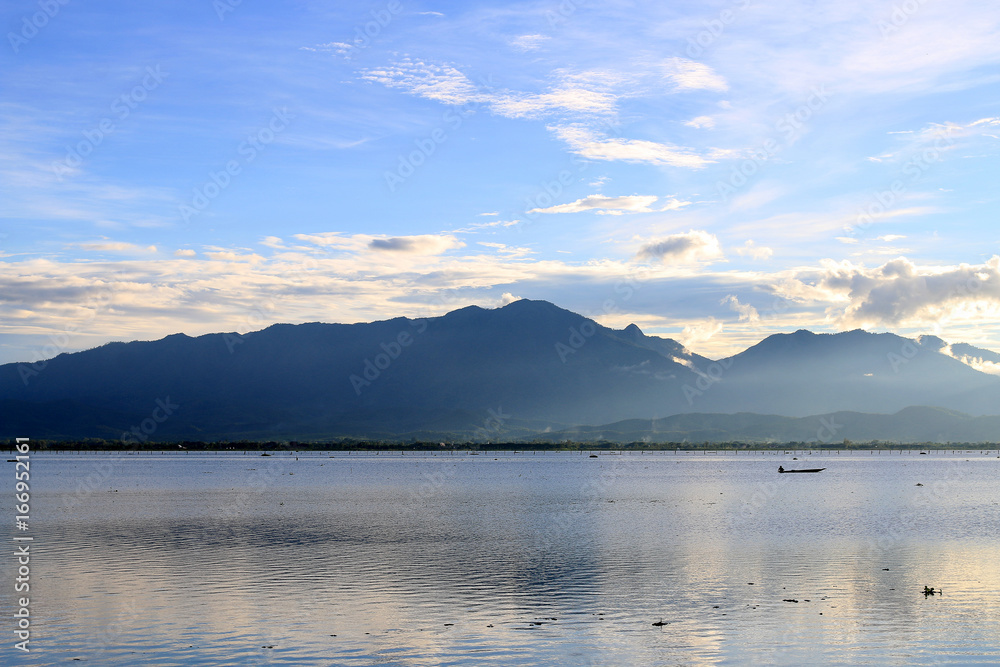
[3,449,999,665]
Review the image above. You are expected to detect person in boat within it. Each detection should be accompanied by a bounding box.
[778,466,784,472]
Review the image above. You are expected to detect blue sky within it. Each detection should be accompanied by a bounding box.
[3,0,1000,367]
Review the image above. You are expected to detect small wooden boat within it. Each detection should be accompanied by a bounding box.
[778,466,825,473]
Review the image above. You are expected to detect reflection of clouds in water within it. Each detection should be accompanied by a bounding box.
[26,452,1000,664]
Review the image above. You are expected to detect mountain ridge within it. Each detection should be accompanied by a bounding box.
[2,299,999,441]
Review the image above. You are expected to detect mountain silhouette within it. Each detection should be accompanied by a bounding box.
[1,299,998,441]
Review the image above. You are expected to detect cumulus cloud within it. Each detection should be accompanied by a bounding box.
[174,249,196,257]
[681,317,723,346]
[368,234,464,254]
[635,231,724,263]
[951,354,1000,375]
[781,256,1000,327]
[734,240,774,260]
[528,194,659,215]
[498,292,522,305]
[722,295,761,324]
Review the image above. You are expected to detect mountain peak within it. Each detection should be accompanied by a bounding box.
[624,323,643,336]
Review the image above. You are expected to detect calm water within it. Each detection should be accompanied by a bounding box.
[3,450,999,666]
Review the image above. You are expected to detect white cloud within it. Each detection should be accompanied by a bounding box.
[528,194,659,215]
[662,58,729,92]
[204,250,264,263]
[300,42,352,57]
[174,249,196,257]
[498,292,522,305]
[684,115,715,129]
[952,354,1000,375]
[681,317,723,346]
[659,198,692,212]
[510,34,550,52]
[261,236,287,249]
[551,125,715,168]
[635,231,724,263]
[876,234,906,242]
[490,87,617,119]
[360,58,480,105]
[734,240,774,261]
[79,241,157,253]
[722,295,761,324]
[777,255,1000,328]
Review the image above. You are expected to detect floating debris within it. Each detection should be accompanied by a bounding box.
[652,619,668,626]
[783,599,799,603]
[923,586,942,596]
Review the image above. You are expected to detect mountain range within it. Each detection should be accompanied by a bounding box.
[2,299,999,442]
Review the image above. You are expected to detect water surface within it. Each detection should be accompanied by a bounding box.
[3,450,999,665]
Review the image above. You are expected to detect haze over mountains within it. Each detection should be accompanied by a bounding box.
[2,299,999,443]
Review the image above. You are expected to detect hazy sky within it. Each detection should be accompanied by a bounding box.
[3,0,1000,365]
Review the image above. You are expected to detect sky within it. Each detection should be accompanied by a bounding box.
[2,0,1000,366]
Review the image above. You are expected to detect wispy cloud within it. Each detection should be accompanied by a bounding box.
[662,58,728,92]
[510,34,550,52]
[361,58,480,105]
[551,125,716,168]
[734,240,773,260]
[528,194,659,215]
[79,241,157,253]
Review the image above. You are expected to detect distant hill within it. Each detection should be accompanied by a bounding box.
[538,406,1000,444]
[1,299,999,441]
[691,329,1000,417]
